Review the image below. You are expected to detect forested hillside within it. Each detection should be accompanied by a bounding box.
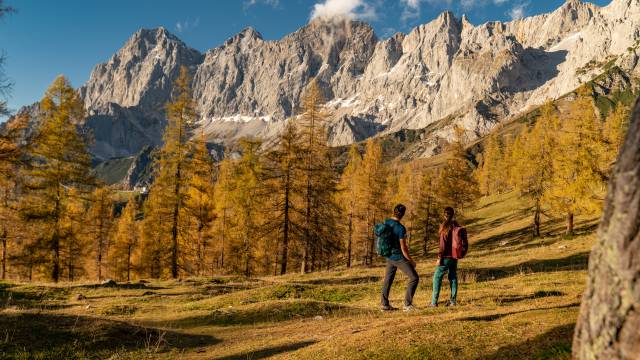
[0,62,631,283]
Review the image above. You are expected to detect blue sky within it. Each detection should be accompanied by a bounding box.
[0,0,612,116]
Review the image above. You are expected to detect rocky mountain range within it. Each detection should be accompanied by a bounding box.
[16,0,640,166]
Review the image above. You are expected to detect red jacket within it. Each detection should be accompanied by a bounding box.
[438,221,460,259]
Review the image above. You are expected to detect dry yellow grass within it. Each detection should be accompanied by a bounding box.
[0,191,597,359]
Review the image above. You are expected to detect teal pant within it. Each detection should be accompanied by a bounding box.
[431,258,458,305]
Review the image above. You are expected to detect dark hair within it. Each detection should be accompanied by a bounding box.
[439,207,455,235]
[393,204,406,219]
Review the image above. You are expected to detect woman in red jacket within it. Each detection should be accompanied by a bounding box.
[430,206,459,307]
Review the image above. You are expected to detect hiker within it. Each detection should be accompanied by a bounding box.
[430,206,468,307]
[380,204,420,312]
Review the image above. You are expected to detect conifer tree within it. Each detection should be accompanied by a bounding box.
[88,187,114,280]
[357,138,387,265]
[395,162,422,246]
[415,169,440,256]
[139,195,165,278]
[213,158,235,271]
[509,103,559,237]
[60,191,88,281]
[184,132,216,276]
[603,104,630,166]
[475,132,506,195]
[20,76,93,282]
[111,194,139,281]
[145,66,196,278]
[0,114,27,279]
[309,144,341,271]
[546,91,608,235]
[264,121,303,275]
[297,79,338,273]
[337,144,361,268]
[228,138,266,276]
[437,127,479,214]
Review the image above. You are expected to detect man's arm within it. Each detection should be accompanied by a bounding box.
[400,238,416,267]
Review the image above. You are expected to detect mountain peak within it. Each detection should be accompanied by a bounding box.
[223,27,264,47]
[131,27,179,43]
[238,27,263,40]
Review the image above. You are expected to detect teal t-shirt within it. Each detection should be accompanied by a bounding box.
[384,219,406,261]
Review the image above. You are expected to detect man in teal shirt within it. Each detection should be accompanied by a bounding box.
[380,204,420,312]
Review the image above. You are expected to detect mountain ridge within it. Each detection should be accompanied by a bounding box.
[12,0,640,162]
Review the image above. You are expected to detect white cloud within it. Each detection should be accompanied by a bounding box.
[175,17,200,33]
[493,0,509,4]
[460,0,476,10]
[244,0,279,9]
[402,0,421,8]
[310,0,377,21]
[508,2,527,19]
[400,0,422,21]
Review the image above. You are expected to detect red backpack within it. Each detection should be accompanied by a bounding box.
[452,226,469,259]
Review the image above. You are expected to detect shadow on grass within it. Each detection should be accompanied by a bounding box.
[214,340,317,360]
[477,323,574,360]
[494,290,564,304]
[0,286,74,310]
[472,225,538,252]
[72,283,166,290]
[467,212,531,237]
[458,302,580,322]
[150,300,362,328]
[297,275,381,285]
[472,216,598,255]
[0,312,218,358]
[469,252,590,282]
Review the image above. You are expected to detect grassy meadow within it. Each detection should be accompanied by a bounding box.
[0,191,597,359]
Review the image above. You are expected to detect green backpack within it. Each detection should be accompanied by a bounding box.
[374,221,394,257]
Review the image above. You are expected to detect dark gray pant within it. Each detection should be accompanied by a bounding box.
[381,258,420,307]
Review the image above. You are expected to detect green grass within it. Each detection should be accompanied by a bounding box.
[0,191,596,359]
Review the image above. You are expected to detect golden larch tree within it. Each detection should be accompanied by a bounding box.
[337,144,362,268]
[111,194,140,281]
[184,132,216,276]
[356,138,387,265]
[437,127,479,213]
[20,75,93,282]
[88,186,114,280]
[545,91,609,235]
[264,121,303,275]
[145,66,196,278]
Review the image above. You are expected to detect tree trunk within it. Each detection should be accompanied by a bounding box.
[52,231,60,283]
[280,178,290,275]
[423,197,432,257]
[243,225,250,277]
[52,192,61,283]
[196,220,204,276]
[574,98,640,359]
[127,245,132,282]
[566,213,574,236]
[533,202,541,238]
[171,163,182,279]
[97,239,103,281]
[1,227,6,280]
[220,209,226,269]
[347,212,352,268]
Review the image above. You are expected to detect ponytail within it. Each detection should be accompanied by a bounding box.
[439,207,455,235]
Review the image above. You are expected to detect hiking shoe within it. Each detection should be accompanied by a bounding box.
[380,305,398,312]
[403,305,418,312]
[445,300,457,307]
[427,303,438,308]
